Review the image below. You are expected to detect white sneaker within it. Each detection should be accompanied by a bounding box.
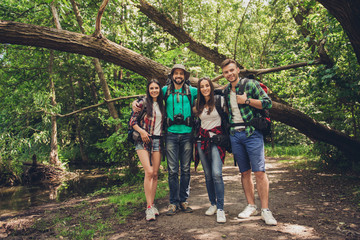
[217,209,226,223]
[261,209,277,225]
[205,205,217,216]
[152,205,159,216]
[145,207,155,221]
[238,204,258,219]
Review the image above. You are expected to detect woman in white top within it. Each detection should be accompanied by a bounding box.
[129,79,164,221]
[193,77,227,223]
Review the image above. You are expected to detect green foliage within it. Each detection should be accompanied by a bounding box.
[271,121,311,146]
[95,110,135,165]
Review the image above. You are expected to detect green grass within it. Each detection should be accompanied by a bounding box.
[265,144,322,170]
[265,144,315,157]
[27,166,170,239]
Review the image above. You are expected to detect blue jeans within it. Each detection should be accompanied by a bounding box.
[230,130,265,173]
[166,133,193,205]
[197,142,224,210]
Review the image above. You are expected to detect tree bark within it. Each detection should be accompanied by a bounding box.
[94,0,109,38]
[48,50,60,166]
[317,0,360,64]
[0,20,359,159]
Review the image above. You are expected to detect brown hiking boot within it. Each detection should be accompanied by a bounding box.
[166,204,177,216]
[180,202,193,213]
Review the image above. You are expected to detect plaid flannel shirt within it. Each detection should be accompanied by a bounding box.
[129,99,163,151]
[224,78,272,137]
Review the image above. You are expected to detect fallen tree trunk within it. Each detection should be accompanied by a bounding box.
[271,102,360,159]
[0,20,359,159]
[0,20,170,83]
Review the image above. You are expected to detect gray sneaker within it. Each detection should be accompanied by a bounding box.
[166,204,177,216]
[145,207,155,221]
[180,202,193,213]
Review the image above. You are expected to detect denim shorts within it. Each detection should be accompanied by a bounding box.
[135,139,160,152]
[230,129,265,173]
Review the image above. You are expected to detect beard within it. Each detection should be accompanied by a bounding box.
[174,77,184,85]
[227,74,238,83]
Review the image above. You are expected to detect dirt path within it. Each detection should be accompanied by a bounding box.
[1,157,360,239]
[110,158,360,240]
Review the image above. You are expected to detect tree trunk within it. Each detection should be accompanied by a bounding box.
[48,2,61,166]
[48,50,60,166]
[271,102,359,159]
[317,0,360,64]
[0,20,359,159]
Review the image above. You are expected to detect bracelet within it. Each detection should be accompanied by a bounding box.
[245,98,250,105]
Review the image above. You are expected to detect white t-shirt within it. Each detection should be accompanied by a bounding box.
[199,97,224,137]
[230,91,245,130]
[153,102,162,136]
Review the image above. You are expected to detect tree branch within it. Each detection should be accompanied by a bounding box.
[57,94,145,117]
[211,59,322,83]
[137,0,230,67]
[94,0,109,38]
[233,0,252,61]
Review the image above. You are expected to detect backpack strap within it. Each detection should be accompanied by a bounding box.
[164,82,192,106]
[214,95,231,134]
[222,83,231,106]
[183,84,193,106]
[214,95,224,118]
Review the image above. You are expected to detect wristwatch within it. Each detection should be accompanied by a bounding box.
[245,98,251,105]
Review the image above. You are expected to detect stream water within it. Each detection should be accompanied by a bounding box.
[0,170,119,216]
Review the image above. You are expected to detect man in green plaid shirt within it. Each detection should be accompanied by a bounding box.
[221,59,277,226]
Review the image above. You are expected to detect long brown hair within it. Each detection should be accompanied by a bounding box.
[145,79,165,119]
[195,77,215,117]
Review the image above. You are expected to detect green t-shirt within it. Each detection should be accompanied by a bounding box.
[162,85,198,133]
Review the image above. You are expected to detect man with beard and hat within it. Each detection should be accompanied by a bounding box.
[133,64,197,216]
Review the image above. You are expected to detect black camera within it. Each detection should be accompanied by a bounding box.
[173,114,185,124]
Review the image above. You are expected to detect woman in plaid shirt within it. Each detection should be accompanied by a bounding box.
[129,79,165,221]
